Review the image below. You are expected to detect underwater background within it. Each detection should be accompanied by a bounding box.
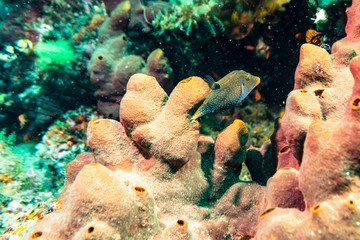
[1,0,359,239]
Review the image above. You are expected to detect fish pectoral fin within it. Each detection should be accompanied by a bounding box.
[236,83,246,104]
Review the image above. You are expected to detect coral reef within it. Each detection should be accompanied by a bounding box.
[152,0,224,36]
[24,74,212,239]
[2,0,360,239]
[72,14,106,43]
[22,73,265,239]
[250,0,360,238]
[218,0,291,40]
[101,0,156,34]
[0,0,102,137]
[35,106,100,178]
[21,0,360,239]
[306,0,349,32]
[87,2,174,119]
[87,0,312,116]
[254,0,291,23]
[0,130,58,235]
[0,106,101,236]
[88,35,173,119]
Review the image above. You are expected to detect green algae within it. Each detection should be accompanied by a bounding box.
[34,40,74,70]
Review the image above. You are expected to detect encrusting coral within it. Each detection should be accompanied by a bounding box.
[24,0,360,239]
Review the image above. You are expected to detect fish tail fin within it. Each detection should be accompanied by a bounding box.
[190,115,198,122]
[204,75,215,88]
[190,110,202,122]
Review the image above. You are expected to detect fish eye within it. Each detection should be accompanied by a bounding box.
[213,83,221,90]
[246,75,250,80]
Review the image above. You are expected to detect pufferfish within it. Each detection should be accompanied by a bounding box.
[190,70,260,121]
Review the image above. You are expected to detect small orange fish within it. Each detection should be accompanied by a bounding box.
[225,112,240,123]
[254,89,262,101]
[279,110,285,118]
[18,114,27,129]
[306,29,323,46]
[245,39,270,60]
[245,45,256,51]
[295,32,305,39]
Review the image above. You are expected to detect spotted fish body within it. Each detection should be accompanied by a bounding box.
[191,70,260,121]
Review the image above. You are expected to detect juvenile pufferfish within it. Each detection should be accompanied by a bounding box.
[190,70,260,121]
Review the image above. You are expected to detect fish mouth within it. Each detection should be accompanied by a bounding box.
[255,77,261,87]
